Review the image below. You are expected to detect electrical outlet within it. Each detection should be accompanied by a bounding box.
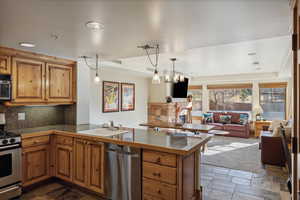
[18,113,26,120]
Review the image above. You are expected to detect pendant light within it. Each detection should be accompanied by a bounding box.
[94,54,100,83]
[165,58,185,83]
[179,74,185,82]
[152,69,160,84]
[170,58,179,83]
[80,54,101,84]
[138,44,161,84]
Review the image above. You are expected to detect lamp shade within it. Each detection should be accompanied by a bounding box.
[253,105,264,115]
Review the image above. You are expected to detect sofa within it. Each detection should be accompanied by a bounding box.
[204,112,250,138]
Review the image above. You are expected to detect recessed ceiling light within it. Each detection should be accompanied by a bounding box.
[248,52,256,56]
[253,61,260,65]
[19,42,35,48]
[85,21,104,30]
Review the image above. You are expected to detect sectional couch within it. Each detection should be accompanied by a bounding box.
[204,112,250,138]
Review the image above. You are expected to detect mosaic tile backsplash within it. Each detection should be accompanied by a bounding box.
[0,104,76,130]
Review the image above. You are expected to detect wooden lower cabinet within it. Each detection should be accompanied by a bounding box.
[73,138,105,194]
[22,144,50,187]
[73,139,88,187]
[142,150,198,200]
[143,178,177,200]
[87,141,105,194]
[55,144,73,182]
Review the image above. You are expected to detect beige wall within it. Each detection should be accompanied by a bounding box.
[77,61,149,128]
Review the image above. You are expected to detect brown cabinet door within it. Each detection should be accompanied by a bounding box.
[12,57,45,102]
[73,139,88,187]
[22,145,50,187]
[56,144,73,182]
[0,55,11,74]
[87,141,105,194]
[46,63,73,103]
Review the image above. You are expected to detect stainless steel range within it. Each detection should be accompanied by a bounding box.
[0,130,22,200]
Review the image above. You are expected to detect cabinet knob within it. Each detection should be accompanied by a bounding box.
[157,190,161,194]
[156,157,161,163]
[152,172,161,177]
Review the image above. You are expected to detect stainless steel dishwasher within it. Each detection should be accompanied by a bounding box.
[105,143,141,200]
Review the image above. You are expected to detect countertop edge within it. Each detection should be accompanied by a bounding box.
[21,129,211,156]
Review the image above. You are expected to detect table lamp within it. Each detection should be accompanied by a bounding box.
[253,105,264,121]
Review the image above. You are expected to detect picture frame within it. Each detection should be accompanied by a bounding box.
[121,83,135,111]
[102,81,119,113]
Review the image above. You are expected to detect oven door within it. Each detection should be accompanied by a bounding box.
[0,81,11,100]
[0,146,21,188]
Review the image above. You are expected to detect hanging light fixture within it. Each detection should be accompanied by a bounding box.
[165,58,185,83]
[80,54,101,83]
[179,74,185,82]
[137,44,160,84]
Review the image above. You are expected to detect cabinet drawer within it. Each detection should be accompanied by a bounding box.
[23,136,50,147]
[143,150,177,167]
[143,162,177,185]
[143,178,176,200]
[56,136,73,146]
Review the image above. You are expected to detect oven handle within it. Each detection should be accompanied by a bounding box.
[0,144,20,150]
[0,185,20,194]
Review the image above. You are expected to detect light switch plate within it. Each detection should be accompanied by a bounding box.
[0,113,5,125]
[18,113,26,121]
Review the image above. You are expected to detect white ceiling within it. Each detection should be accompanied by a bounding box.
[0,0,291,77]
[120,36,291,77]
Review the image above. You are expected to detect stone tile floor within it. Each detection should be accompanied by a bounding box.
[21,182,105,200]
[201,164,291,200]
[20,165,291,200]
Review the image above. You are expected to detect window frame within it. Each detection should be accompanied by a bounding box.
[258,82,287,120]
[188,85,203,112]
[207,84,253,112]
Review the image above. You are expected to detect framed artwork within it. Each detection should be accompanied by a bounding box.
[102,81,119,113]
[121,83,135,111]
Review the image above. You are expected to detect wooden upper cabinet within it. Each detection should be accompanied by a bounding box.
[0,55,11,74]
[46,63,73,102]
[12,57,46,103]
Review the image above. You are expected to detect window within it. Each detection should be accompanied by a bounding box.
[208,84,252,112]
[259,83,287,120]
[188,85,202,112]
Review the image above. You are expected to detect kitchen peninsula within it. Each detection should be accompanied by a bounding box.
[17,125,211,200]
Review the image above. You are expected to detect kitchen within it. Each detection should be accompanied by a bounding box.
[0,1,293,200]
[0,46,211,200]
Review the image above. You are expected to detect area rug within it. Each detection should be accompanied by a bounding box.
[202,136,265,173]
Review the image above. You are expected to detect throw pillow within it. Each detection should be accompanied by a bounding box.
[203,113,213,123]
[239,114,249,125]
[272,126,281,137]
[219,115,231,124]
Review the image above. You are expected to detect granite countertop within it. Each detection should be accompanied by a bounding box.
[9,124,102,135]
[140,122,215,132]
[11,124,212,155]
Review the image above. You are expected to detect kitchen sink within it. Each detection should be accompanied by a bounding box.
[78,128,128,137]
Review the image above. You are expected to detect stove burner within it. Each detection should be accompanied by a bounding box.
[0,130,21,146]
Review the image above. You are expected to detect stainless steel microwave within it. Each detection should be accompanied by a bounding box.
[0,75,11,101]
